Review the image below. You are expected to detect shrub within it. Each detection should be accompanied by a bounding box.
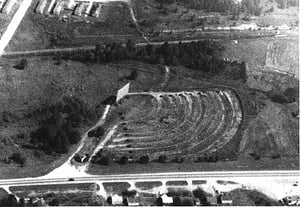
[9,153,26,166]
[138,155,150,164]
[283,87,298,103]
[122,190,137,197]
[172,157,184,163]
[193,188,208,206]
[120,156,129,165]
[67,129,81,144]
[157,155,167,163]
[95,126,105,137]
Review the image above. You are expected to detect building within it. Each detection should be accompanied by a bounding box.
[111,194,123,206]
[0,0,5,11]
[92,3,102,18]
[125,197,141,206]
[74,2,87,16]
[35,0,47,14]
[53,1,64,15]
[221,193,233,205]
[282,195,300,206]
[47,0,56,14]
[2,0,15,14]
[160,194,173,206]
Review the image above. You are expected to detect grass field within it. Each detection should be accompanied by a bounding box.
[0,58,164,179]
[0,43,298,178]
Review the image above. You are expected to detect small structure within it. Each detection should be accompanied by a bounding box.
[2,0,16,14]
[74,2,87,16]
[221,193,233,205]
[125,197,140,206]
[35,0,47,14]
[53,1,64,15]
[83,0,93,16]
[0,0,5,11]
[47,0,56,14]
[282,195,300,206]
[160,194,173,205]
[194,198,201,206]
[111,194,123,206]
[93,3,102,18]
[32,198,47,206]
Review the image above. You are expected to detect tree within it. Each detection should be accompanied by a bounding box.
[157,155,167,163]
[48,198,59,206]
[173,157,184,163]
[120,156,129,165]
[95,126,105,137]
[13,59,27,70]
[138,155,150,164]
[283,87,298,103]
[1,194,18,206]
[193,188,208,206]
[122,190,137,197]
[9,153,26,166]
[67,129,81,144]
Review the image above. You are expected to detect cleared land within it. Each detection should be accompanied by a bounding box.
[99,89,242,161]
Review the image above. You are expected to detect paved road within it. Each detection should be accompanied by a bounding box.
[0,171,299,186]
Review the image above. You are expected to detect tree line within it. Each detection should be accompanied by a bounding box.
[156,0,298,16]
[59,40,247,82]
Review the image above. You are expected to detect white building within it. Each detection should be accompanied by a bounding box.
[2,0,16,14]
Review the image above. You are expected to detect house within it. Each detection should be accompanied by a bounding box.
[282,195,300,206]
[2,0,16,14]
[93,3,102,18]
[32,197,47,206]
[53,1,64,15]
[111,194,123,206]
[125,197,140,206]
[74,2,87,16]
[35,0,47,14]
[221,193,233,205]
[194,198,201,206]
[160,194,173,205]
[0,0,5,11]
[47,0,56,14]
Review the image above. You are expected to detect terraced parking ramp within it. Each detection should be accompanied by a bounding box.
[100,89,242,161]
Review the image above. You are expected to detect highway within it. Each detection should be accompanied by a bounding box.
[0,171,299,187]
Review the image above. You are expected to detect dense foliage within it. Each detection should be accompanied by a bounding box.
[156,0,298,16]
[61,40,247,82]
[27,97,93,154]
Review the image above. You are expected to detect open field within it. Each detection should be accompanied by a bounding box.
[0,36,298,178]
[0,58,164,179]
[222,36,299,81]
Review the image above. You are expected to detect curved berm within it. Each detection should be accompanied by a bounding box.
[101,89,243,161]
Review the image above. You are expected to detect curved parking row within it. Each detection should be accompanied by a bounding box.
[100,89,242,161]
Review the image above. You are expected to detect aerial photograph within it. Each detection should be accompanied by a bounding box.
[0,0,299,206]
